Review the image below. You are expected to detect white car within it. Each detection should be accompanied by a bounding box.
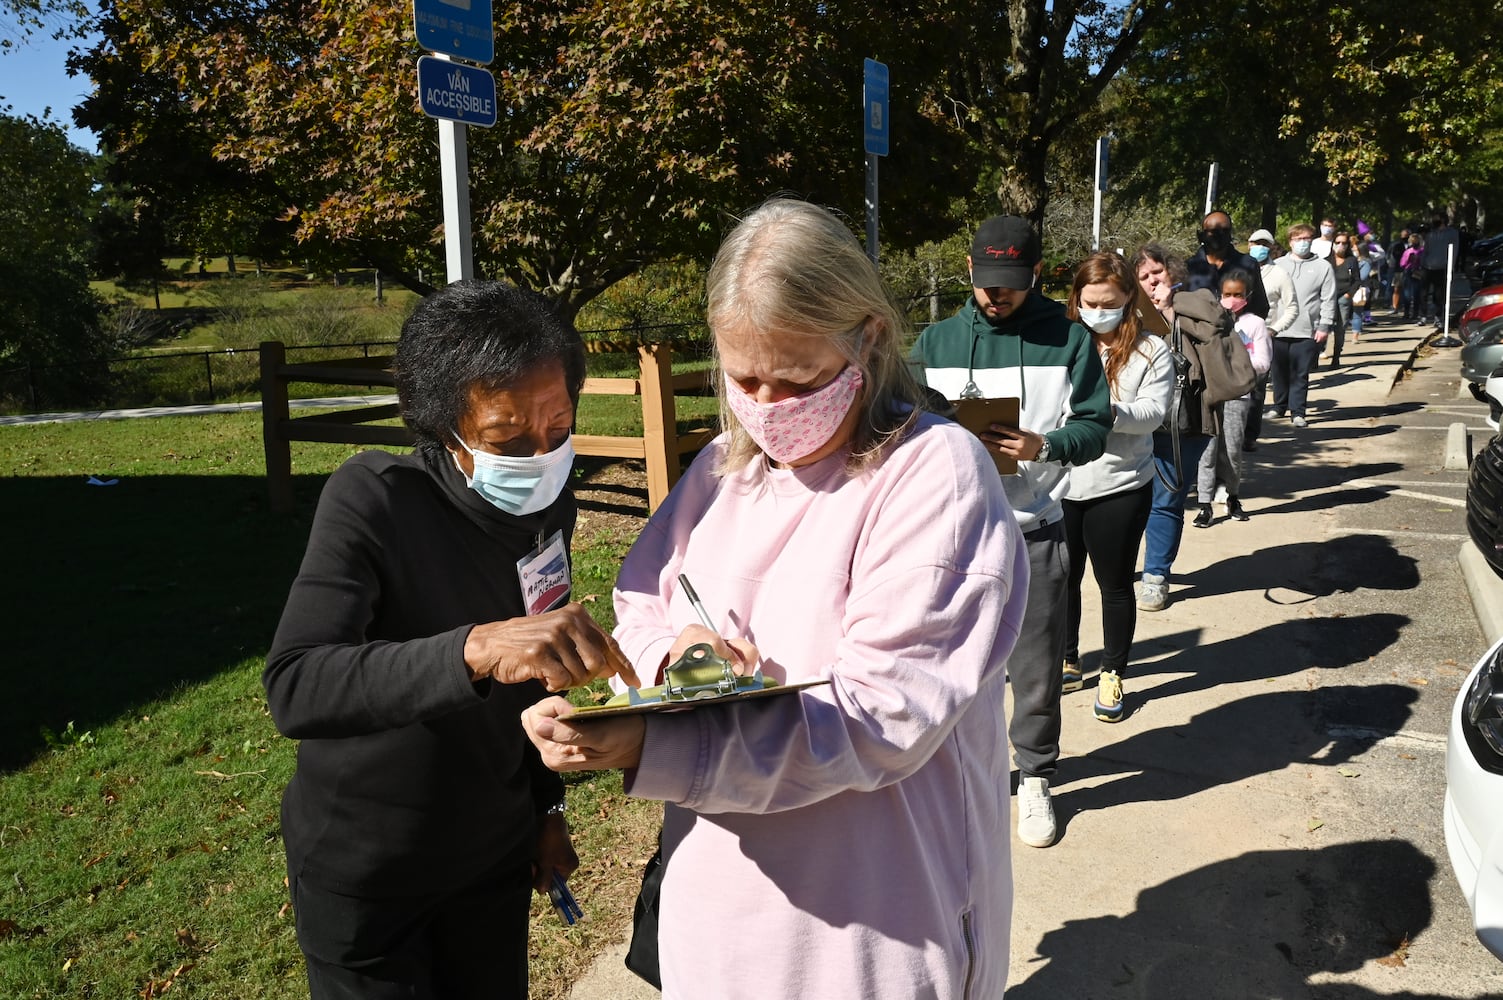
[1444,638,1503,960]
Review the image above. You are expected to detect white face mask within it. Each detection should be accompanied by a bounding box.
[1078,306,1125,334]
[1319,225,1335,238]
[450,434,575,516]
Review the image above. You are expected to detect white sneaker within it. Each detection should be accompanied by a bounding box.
[1212,486,1228,505]
[1138,573,1168,611]
[1017,776,1057,848]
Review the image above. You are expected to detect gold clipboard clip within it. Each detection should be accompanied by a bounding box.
[626,642,768,705]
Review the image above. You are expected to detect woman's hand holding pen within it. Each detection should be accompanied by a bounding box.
[668,625,761,677]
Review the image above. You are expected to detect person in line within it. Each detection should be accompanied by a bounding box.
[521,199,1027,998]
[1388,228,1412,311]
[1132,245,1236,612]
[262,280,642,999]
[1245,230,1298,451]
[1422,213,1462,327]
[1271,223,1337,428]
[1186,209,1270,318]
[1060,251,1172,723]
[1400,232,1426,322]
[1311,216,1338,260]
[910,214,1112,847]
[1329,231,1362,362]
[1193,267,1270,527]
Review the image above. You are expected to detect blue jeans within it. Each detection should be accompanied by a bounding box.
[1144,431,1213,580]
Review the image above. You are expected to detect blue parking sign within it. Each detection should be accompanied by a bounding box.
[863,59,889,157]
[413,0,494,65]
[418,56,498,128]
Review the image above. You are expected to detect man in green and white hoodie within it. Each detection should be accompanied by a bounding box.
[911,215,1111,848]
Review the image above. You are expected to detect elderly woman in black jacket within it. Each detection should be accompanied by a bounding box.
[264,280,639,1000]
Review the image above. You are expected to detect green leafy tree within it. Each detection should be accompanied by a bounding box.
[79,0,979,316]
[929,0,1171,228]
[1111,1,1503,233]
[0,111,113,405]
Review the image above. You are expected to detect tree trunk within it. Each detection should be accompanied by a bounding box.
[226,252,237,275]
[1261,197,1279,238]
[152,275,160,311]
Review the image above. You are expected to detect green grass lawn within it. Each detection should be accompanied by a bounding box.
[0,410,672,998]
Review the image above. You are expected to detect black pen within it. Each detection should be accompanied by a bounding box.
[678,573,718,634]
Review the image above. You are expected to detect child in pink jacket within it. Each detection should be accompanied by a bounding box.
[1194,268,1271,526]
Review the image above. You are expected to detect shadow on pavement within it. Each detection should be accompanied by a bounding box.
[1177,535,1420,602]
[1059,684,1417,821]
[1007,840,1438,999]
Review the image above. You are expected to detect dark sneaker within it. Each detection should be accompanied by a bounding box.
[1228,496,1250,521]
[1193,504,1213,528]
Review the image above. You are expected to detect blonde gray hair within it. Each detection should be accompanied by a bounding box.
[706,199,926,473]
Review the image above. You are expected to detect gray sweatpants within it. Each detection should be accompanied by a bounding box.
[1007,519,1069,780]
[1197,397,1251,498]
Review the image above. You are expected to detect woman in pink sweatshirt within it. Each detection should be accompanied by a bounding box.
[522,199,1028,998]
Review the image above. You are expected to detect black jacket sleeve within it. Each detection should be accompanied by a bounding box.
[263,460,483,740]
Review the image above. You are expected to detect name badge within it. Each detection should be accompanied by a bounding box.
[517,530,571,616]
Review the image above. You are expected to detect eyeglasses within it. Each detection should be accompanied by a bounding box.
[1334,241,1348,246]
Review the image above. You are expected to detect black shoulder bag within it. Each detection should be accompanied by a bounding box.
[623,835,665,987]
[1156,317,1194,493]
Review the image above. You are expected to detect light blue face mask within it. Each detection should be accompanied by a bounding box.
[1292,239,1313,257]
[450,433,575,516]
[1249,244,1270,263]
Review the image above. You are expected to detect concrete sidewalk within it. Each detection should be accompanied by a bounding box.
[0,393,398,426]
[566,310,1503,998]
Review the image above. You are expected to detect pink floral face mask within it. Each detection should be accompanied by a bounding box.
[723,364,864,464]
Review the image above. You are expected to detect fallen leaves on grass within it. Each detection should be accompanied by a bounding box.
[0,918,44,940]
[140,961,195,997]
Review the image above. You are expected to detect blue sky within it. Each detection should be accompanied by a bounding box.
[0,30,99,151]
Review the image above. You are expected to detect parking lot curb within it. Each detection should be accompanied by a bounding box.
[1459,540,1503,644]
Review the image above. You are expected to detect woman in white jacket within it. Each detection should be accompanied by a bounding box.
[1062,251,1174,722]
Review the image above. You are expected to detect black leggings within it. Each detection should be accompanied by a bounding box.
[1063,482,1153,675]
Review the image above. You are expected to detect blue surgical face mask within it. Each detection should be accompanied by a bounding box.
[450,433,575,516]
[1292,239,1313,257]
[1249,244,1270,263]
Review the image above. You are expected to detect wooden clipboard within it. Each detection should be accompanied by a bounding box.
[950,396,1021,475]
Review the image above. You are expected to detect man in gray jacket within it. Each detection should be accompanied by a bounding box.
[1271,223,1336,428]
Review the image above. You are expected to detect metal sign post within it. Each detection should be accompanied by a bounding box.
[1092,136,1110,252]
[1204,162,1219,217]
[1435,242,1462,347]
[863,58,889,266]
[413,0,495,284]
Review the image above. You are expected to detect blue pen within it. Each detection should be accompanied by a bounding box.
[549,871,583,925]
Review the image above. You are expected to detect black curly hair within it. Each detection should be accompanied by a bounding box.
[393,280,586,460]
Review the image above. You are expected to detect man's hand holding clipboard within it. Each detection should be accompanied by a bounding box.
[949,397,1032,475]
